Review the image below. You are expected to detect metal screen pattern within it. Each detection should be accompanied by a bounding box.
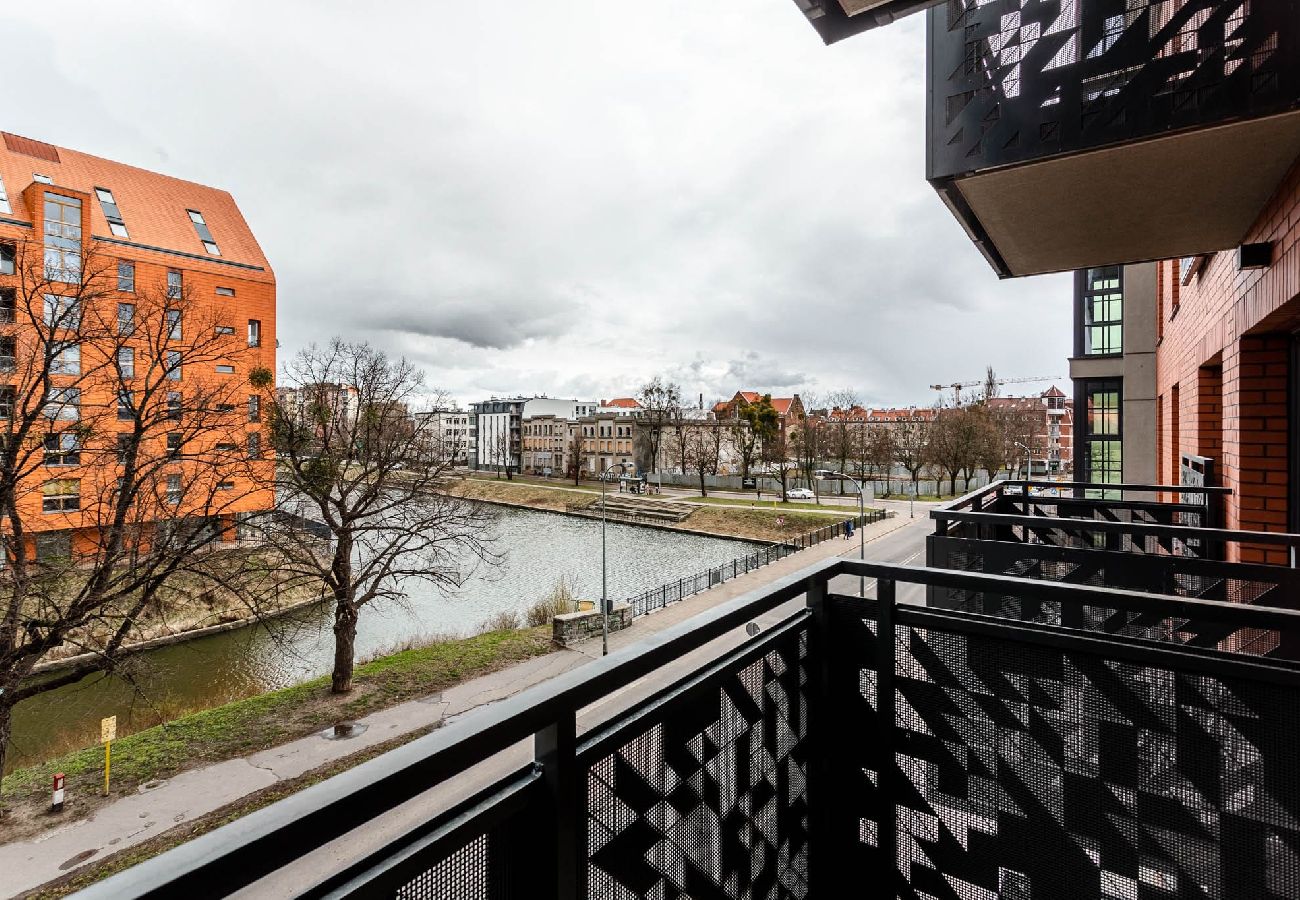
[585,629,811,899]
[396,834,493,900]
[928,0,1300,179]
[885,625,1300,899]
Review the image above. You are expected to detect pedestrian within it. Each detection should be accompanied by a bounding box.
[844,519,854,539]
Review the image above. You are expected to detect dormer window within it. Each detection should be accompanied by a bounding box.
[94,187,128,238]
[0,174,10,214]
[33,173,52,185]
[187,210,220,256]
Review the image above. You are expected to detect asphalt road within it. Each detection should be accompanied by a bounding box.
[235,514,934,897]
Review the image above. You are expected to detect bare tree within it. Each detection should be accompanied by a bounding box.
[928,406,983,496]
[0,240,274,776]
[635,377,681,482]
[865,425,896,494]
[565,422,586,486]
[681,421,722,497]
[824,389,860,491]
[893,415,933,497]
[258,340,494,694]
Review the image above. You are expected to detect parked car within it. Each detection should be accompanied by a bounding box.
[786,488,815,500]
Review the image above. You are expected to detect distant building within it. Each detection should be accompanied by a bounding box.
[470,396,597,473]
[987,388,1075,475]
[599,397,642,417]
[715,391,806,442]
[414,409,473,466]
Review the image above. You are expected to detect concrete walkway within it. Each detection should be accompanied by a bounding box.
[0,513,917,897]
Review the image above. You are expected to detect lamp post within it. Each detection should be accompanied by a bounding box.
[600,461,629,657]
[816,470,866,597]
[1015,441,1032,489]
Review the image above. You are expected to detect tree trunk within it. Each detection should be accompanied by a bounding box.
[0,696,14,782]
[332,598,359,694]
[699,470,707,498]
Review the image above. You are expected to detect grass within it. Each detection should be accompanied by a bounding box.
[683,507,847,542]
[443,477,600,511]
[1,626,553,841]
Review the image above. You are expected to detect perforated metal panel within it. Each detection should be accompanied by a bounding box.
[883,625,1300,899]
[396,834,493,900]
[585,629,812,899]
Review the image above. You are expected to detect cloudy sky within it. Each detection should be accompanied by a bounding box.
[1,1,1070,409]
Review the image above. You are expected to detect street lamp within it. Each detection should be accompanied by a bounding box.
[1015,441,1032,489]
[600,461,630,657]
[815,469,866,597]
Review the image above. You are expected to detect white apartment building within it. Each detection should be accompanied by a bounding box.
[470,397,597,473]
[415,409,474,465]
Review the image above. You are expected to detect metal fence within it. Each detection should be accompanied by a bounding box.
[83,558,1300,899]
[624,510,888,618]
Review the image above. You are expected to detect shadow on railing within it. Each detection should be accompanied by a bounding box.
[79,558,1300,900]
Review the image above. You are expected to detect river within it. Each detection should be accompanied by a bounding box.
[8,507,760,771]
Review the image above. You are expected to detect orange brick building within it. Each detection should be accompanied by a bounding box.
[1154,158,1300,563]
[0,132,275,558]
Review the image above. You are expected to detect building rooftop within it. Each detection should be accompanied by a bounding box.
[0,132,272,279]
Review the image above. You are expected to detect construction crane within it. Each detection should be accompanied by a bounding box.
[929,375,1064,406]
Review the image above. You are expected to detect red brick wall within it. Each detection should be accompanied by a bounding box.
[1155,156,1300,561]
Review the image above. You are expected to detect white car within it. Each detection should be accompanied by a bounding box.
[786,488,815,500]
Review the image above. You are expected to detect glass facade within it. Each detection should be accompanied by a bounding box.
[43,193,82,284]
[1083,266,1122,355]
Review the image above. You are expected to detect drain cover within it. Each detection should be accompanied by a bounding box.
[321,721,368,740]
[59,849,99,870]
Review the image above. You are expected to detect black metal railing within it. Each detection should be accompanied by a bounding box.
[928,480,1300,624]
[625,511,888,618]
[77,558,1300,899]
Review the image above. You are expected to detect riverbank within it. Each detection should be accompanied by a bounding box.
[444,476,879,542]
[1,626,553,844]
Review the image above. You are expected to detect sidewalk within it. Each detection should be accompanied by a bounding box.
[0,513,913,897]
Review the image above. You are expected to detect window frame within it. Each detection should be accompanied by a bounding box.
[117,260,135,293]
[41,478,80,513]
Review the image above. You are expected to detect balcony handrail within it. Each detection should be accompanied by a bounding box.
[928,508,1300,548]
[1001,478,1233,495]
[79,557,1300,899]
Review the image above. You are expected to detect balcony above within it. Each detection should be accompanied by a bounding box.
[790,0,945,43]
[927,1,1300,278]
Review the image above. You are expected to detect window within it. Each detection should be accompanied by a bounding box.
[51,342,80,375]
[35,530,71,560]
[0,336,12,371]
[43,193,82,283]
[44,433,80,466]
[248,394,260,422]
[216,402,235,413]
[44,293,80,329]
[216,364,235,374]
[215,442,238,452]
[217,480,235,491]
[166,269,182,300]
[0,173,10,215]
[215,286,235,297]
[117,261,135,292]
[44,382,80,418]
[1082,266,1122,355]
[215,325,235,335]
[117,390,133,421]
[166,432,182,458]
[116,434,133,464]
[118,302,134,335]
[187,210,220,256]
[247,319,260,347]
[165,350,181,381]
[42,478,80,512]
[167,391,182,421]
[0,386,13,419]
[0,241,14,275]
[1082,380,1122,497]
[0,285,12,320]
[117,346,134,378]
[247,431,261,458]
[33,173,52,185]
[166,474,182,504]
[95,187,128,238]
[166,309,182,340]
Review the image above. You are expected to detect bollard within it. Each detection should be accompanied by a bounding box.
[51,772,65,811]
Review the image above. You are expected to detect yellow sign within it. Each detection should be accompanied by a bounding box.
[101,715,116,744]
